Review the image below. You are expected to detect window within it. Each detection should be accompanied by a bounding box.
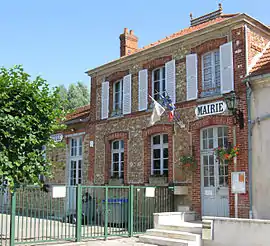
[152,67,166,101]
[70,137,83,157]
[69,136,83,185]
[202,50,221,97]
[151,134,168,176]
[111,140,124,178]
[113,80,123,115]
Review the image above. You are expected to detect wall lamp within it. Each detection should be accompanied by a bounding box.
[224,91,244,129]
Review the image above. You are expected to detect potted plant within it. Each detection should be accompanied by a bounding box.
[214,144,240,162]
[180,155,197,172]
[149,173,168,185]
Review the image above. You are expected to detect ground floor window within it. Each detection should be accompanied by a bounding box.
[111,140,124,178]
[151,134,168,176]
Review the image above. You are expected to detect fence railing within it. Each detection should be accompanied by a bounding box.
[0,185,174,245]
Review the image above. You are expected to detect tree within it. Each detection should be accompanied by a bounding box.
[59,81,90,111]
[0,66,66,190]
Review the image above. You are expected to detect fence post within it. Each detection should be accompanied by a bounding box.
[10,191,16,246]
[104,186,108,240]
[128,185,134,237]
[75,184,82,242]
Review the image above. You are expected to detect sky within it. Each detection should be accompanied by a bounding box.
[0,0,269,88]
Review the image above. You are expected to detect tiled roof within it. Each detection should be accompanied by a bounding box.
[66,104,90,121]
[249,45,270,76]
[86,13,238,73]
[137,15,238,52]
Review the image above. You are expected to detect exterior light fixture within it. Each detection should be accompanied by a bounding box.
[224,91,244,129]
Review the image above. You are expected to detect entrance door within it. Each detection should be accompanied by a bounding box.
[201,126,229,217]
[68,137,83,211]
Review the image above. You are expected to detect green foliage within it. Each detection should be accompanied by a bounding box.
[59,81,90,110]
[0,65,66,190]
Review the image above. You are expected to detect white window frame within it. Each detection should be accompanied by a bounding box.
[111,140,124,178]
[152,66,166,101]
[201,50,221,97]
[113,79,123,114]
[69,136,83,185]
[151,134,168,176]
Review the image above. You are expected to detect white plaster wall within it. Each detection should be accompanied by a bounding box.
[203,217,270,246]
[250,78,270,219]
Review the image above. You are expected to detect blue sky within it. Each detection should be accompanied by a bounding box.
[0,0,268,88]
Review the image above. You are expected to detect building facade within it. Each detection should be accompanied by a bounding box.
[53,5,270,218]
[245,45,270,219]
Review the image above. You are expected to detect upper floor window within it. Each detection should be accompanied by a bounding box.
[202,50,221,97]
[151,134,168,176]
[113,80,123,115]
[111,140,124,178]
[152,67,166,101]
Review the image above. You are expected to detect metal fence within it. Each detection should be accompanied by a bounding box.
[0,185,174,245]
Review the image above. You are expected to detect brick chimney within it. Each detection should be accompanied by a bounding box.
[119,28,138,57]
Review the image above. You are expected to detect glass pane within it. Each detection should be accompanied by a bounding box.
[163,148,168,158]
[153,149,161,159]
[163,169,168,176]
[154,81,160,92]
[209,139,213,149]
[113,163,119,172]
[209,155,214,165]
[113,153,119,162]
[219,176,224,186]
[113,141,119,150]
[162,67,165,78]
[78,160,82,169]
[153,170,160,175]
[203,140,207,149]
[163,134,168,143]
[120,140,124,149]
[210,177,215,186]
[204,166,208,176]
[162,79,166,92]
[203,156,208,166]
[208,128,213,138]
[218,138,224,147]
[71,161,76,169]
[163,159,168,169]
[121,152,124,162]
[153,69,160,81]
[115,81,120,92]
[203,130,207,139]
[153,160,160,169]
[204,177,209,187]
[224,176,228,186]
[121,161,124,171]
[78,168,82,179]
[218,127,223,137]
[209,166,214,176]
[153,135,160,145]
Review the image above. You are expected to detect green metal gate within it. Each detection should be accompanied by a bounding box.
[0,185,174,245]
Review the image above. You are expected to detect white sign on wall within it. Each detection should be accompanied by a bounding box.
[51,133,63,142]
[145,187,155,197]
[195,101,227,117]
[52,186,66,198]
[231,172,246,194]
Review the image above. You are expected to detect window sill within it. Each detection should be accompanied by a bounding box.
[149,176,168,185]
[197,94,223,103]
[108,114,124,120]
[108,178,124,186]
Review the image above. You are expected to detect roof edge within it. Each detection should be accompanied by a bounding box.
[86,13,269,76]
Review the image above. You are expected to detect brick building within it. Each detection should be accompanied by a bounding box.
[53,5,270,218]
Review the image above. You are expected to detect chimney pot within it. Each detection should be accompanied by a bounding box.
[119,28,138,57]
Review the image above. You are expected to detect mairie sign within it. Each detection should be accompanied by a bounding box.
[195,101,227,117]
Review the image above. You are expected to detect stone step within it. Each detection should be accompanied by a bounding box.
[147,229,201,242]
[154,212,196,228]
[155,222,202,234]
[139,235,197,246]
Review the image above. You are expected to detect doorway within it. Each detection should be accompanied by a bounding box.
[200,126,229,217]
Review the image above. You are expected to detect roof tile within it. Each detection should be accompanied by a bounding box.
[249,46,270,76]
